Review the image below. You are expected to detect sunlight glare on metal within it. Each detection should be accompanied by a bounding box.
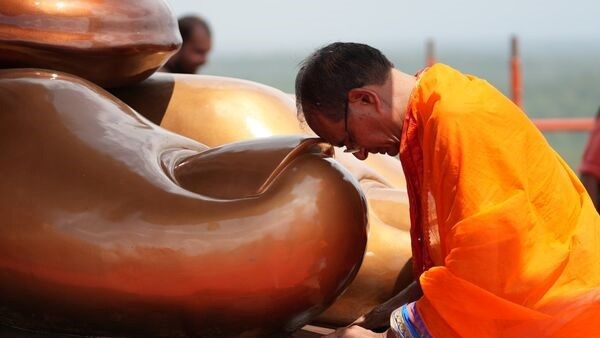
[245,116,272,138]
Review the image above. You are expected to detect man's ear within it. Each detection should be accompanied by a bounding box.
[348,88,377,105]
[348,88,382,113]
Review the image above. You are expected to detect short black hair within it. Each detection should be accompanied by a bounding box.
[295,42,394,124]
[178,15,211,42]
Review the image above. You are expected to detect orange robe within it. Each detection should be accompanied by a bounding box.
[400,64,600,337]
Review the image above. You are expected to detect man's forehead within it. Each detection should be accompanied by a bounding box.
[308,112,345,146]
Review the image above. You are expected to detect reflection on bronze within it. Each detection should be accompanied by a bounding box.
[112,72,305,144]
[0,0,180,88]
[112,73,413,325]
[0,69,368,337]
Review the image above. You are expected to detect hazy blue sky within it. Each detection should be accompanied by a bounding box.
[166,0,599,53]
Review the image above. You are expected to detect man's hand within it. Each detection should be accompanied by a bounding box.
[351,301,395,330]
[352,280,423,330]
[322,325,389,338]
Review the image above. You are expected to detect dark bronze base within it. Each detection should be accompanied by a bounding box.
[0,325,334,338]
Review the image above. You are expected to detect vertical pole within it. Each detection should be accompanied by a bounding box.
[510,35,522,108]
[426,38,435,67]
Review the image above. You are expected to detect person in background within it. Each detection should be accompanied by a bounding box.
[294,42,600,338]
[161,15,212,74]
[579,106,600,211]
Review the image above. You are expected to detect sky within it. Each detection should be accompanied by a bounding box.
[165,0,600,54]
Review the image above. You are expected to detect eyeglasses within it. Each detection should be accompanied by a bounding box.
[343,100,361,154]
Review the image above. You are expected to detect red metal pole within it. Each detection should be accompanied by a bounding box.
[426,38,435,67]
[532,117,595,132]
[510,35,522,108]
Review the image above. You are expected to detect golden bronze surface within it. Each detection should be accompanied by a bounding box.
[0,0,180,88]
[112,73,413,325]
[0,69,368,337]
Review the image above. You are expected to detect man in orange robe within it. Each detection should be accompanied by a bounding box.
[295,42,600,338]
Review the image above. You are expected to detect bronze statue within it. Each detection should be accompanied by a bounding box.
[0,0,181,87]
[0,69,367,337]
